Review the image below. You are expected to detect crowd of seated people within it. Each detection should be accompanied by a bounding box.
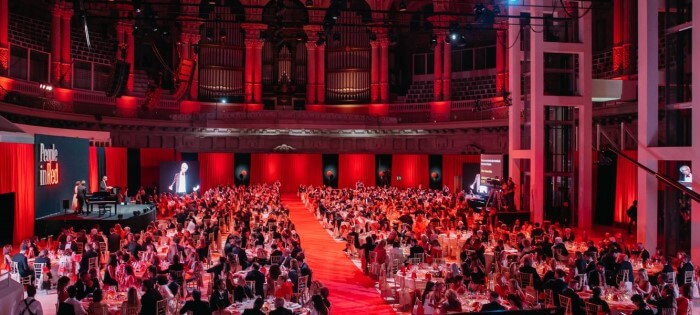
[3,184,329,315]
[301,185,697,315]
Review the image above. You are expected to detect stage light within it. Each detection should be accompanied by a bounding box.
[399,0,406,11]
[40,84,53,91]
[305,0,313,7]
[208,0,216,4]
[220,98,227,104]
[450,33,458,41]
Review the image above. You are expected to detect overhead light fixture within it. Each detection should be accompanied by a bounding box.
[220,29,227,39]
[208,0,216,4]
[40,84,53,91]
[399,0,406,11]
[306,0,313,7]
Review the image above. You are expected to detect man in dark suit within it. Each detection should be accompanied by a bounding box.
[616,254,635,284]
[245,263,266,298]
[542,269,568,306]
[269,297,293,315]
[99,176,109,192]
[107,228,121,253]
[677,254,695,285]
[178,289,211,315]
[479,291,506,312]
[588,262,609,288]
[209,279,231,312]
[80,243,99,272]
[77,180,88,214]
[140,279,164,315]
[61,235,79,253]
[75,271,97,300]
[518,257,543,289]
[560,279,586,315]
[11,245,33,280]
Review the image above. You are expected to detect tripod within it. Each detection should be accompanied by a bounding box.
[485,187,504,211]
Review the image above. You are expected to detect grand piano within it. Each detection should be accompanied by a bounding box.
[86,190,118,216]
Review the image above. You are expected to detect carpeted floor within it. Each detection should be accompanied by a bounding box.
[282,195,397,315]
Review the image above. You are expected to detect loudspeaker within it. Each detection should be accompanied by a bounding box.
[0,193,14,244]
[62,199,69,209]
[105,61,131,97]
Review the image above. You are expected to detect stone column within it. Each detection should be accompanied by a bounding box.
[442,36,451,100]
[379,37,390,102]
[0,0,9,75]
[316,43,325,104]
[253,39,264,103]
[305,42,317,104]
[60,8,73,87]
[496,28,507,94]
[433,35,443,101]
[243,39,255,103]
[370,40,380,103]
[51,5,62,84]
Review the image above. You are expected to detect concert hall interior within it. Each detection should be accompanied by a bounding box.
[0,0,699,314]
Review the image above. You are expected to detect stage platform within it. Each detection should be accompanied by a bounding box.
[35,204,156,237]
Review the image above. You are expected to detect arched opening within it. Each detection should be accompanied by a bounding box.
[198,0,246,103]
[261,0,309,108]
[324,0,372,104]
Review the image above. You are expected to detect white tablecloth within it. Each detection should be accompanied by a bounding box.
[1,272,26,315]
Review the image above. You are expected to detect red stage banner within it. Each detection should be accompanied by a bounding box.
[88,146,98,193]
[0,143,35,243]
[199,153,235,191]
[251,154,322,193]
[338,154,375,188]
[442,155,481,192]
[140,148,176,187]
[614,150,638,224]
[105,147,128,190]
[391,154,429,189]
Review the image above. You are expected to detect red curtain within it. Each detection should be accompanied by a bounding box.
[88,147,98,193]
[140,148,176,187]
[199,153,235,191]
[614,150,638,224]
[251,154,322,193]
[391,154,429,189]
[442,154,481,192]
[338,154,375,188]
[105,147,127,190]
[0,143,35,243]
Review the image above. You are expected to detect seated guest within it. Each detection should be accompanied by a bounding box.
[616,254,635,284]
[309,295,329,315]
[12,244,33,281]
[140,279,164,315]
[560,278,585,315]
[646,284,677,312]
[179,289,211,315]
[519,257,543,289]
[80,243,99,273]
[631,294,655,315]
[274,274,294,301]
[121,287,142,314]
[480,291,506,312]
[210,279,231,311]
[677,284,693,315]
[506,293,525,311]
[242,297,265,315]
[232,275,254,302]
[65,285,88,315]
[75,271,97,300]
[87,289,109,315]
[440,289,462,313]
[588,262,609,288]
[270,297,293,315]
[34,249,52,288]
[586,287,611,314]
[542,269,568,306]
[245,262,266,298]
[552,237,570,259]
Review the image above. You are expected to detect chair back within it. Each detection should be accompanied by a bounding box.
[298,275,309,291]
[683,270,694,284]
[659,308,675,315]
[10,261,19,275]
[156,299,167,315]
[616,269,629,284]
[518,272,534,288]
[122,306,140,315]
[664,272,676,284]
[33,262,45,286]
[369,251,378,264]
[584,302,601,315]
[524,287,537,308]
[89,257,99,271]
[76,242,84,254]
[543,289,554,307]
[414,253,425,263]
[246,280,256,296]
[172,270,185,286]
[558,295,572,315]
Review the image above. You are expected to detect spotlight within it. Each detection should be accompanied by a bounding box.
[220,98,227,104]
[305,0,313,7]
[450,33,458,41]
[474,3,486,15]
[208,0,216,4]
[399,0,406,11]
[431,34,437,46]
[132,25,139,35]
[40,84,53,91]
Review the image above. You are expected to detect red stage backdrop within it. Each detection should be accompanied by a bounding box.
[442,155,481,192]
[0,143,35,243]
[105,147,127,190]
[391,154,429,189]
[251,154,322,193]
[614,150,638,224]
[140,148,176,187]
[199,153,235,190]
[88,147,98,193]
[338,154,375,188]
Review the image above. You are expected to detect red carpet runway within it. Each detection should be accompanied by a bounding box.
[283,195,396,315]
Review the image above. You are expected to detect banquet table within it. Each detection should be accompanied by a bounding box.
[578,290,638,315]
[80,290,128,315]
[223,298,305,315]
[0,272,25,315]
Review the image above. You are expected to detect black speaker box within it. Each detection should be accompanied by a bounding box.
[62,199,70,209]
